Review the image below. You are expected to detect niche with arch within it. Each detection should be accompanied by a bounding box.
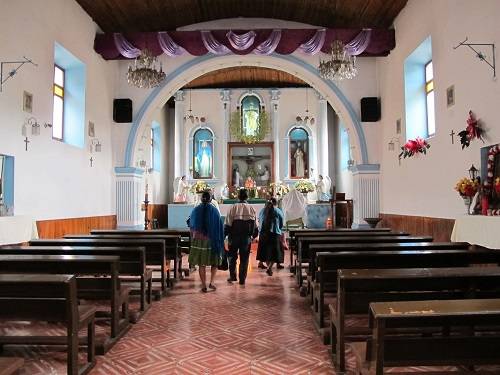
[192,128,214,179]
[289,127,309,179]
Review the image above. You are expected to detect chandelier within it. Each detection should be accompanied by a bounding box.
[318,40,357,81]
[183,90,206,124]
[127,49,165,89]
[295,87,315,125]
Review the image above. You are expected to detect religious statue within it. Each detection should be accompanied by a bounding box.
[294,143,305,178]
[232,165,241,187]
[194,140,213,178]
[259,165,270,185]
[242,96,260,137]
[174,175,190,203]
[316,175,331,202]
[245,176,256,189]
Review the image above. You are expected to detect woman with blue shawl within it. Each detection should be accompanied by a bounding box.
[188,191,224,292]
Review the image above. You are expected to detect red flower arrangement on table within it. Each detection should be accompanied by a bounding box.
[458,110,484,149]
[399,137,430,160]
[455,177,479,198]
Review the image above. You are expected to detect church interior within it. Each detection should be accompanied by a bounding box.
[1,0,500,373]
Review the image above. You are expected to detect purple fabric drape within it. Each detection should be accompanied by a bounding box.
[298,29,326,55]
[254,29,282,55]
[201,31,230,55]
[94,29,396,60]
[227,30,256,51]
[113,33,140,58]
[157,32,186,56]
[345,29,372,56]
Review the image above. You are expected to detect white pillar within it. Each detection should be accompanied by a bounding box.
[317,94,329,177]
[115,167,144,228]
[270,89,281,181]
[220,89,231,185]
[351,164,380,228]
[174,91,184,178]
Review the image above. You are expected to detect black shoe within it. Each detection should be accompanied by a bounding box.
[209,284,217,290]
[239,280,245,285]
[227,276,237,283]
[276,264,284,269]
[201,287,208,293]
[266,268,273,276]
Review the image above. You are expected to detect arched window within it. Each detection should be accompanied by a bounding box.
[241,95,261,137]
[193,128,214,179]
[289,127,309,179]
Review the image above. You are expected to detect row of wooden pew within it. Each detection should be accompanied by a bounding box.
[0,228,189,375]
[288,227,500,374]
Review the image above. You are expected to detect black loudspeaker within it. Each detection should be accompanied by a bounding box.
[360,97,380,122]
[113,99,133,123]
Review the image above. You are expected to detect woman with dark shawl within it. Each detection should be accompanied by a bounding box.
[256,198,284,276]
[188,191,224,292]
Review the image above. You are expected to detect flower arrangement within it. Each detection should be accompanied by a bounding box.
[455,177,479,197]
[269,181,290,197]
[399,137,430,159]
[495,177,500,194]
[294,179,315,193]
[458,110,484,149]
[190,180,210,194]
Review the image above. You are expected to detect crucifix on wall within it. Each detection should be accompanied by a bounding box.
[90,157,94,167]
[24,136,30,151]
[450,130,456,144]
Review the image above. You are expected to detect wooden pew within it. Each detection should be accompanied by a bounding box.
[0,253,131,353]
[332,267,500,372]
[314,248,500,331]
[288,228,394,271]
[296,235,430,288]
[68,233,181,284]
[90,229,190,276]
[32,237,163,297]
[0,274,96,375]
[0,358,24,375]
[355,299,500,375]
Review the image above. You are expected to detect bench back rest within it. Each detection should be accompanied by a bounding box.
[0,274,77,323]
[340,268,500,314]
[18,245,146,275]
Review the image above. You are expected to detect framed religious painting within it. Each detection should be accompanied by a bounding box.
[227,142,274,188]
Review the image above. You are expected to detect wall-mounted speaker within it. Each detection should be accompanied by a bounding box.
[360,97,380,122]
[113,99,132,123]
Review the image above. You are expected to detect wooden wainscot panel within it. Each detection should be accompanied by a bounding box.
[380,214,454,242]
[36,215,117,239]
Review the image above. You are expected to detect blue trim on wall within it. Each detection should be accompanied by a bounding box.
[123,53,369,167]
[114,166,144,175]
[350,163,380,173]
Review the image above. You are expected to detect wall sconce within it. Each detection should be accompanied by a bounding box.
[26,117,40,136]
[468,164,479,180]
[91,138,102,153]
[388,137,401,151]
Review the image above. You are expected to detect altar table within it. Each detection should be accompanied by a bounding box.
[451,215,500,249]
[0,215,39,245]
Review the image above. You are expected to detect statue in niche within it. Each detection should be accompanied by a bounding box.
[232,165,241,187]
[294,142,306,178]
[259,165,270,185]
[242,95,260,137]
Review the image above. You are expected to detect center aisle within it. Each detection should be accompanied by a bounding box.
[91,253,338,374]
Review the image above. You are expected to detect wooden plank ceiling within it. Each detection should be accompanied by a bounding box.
[184,67,308,89]
[75,0,408,32]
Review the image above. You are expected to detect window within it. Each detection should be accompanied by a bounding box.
[425,61,435,137]
[193,128,214,179]
[289,127,309,178]
[241,95,260,137]
[52,65,65,140]
[151,123,161,172]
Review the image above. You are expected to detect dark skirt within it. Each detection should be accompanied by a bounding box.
[256,232,284,263]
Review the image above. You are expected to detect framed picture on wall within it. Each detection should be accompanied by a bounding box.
[396,118,402,134]
[23,91,33,113]
[446,85,455,107]
[88,121,95,137]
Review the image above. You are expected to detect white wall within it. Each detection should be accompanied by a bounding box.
[0,0,117,220]
[378,0,500,219]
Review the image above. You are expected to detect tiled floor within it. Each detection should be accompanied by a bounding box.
[2,253,338,374]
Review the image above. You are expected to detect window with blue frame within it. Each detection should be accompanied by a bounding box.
[193,128,214,179]
[53,42,86,148]
[404,36,434,140]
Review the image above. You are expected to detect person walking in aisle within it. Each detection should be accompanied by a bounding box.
[188,191,224,292]
[256,198,284,276]
[224,188,258,285]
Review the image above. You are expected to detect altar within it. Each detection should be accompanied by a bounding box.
[167,202,333,229]
[0,215,39,245]
[451,215,500,249]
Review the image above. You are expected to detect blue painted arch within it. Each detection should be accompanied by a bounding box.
[124,53,369,167]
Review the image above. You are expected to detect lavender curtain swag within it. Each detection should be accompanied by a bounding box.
[103,28,393,60]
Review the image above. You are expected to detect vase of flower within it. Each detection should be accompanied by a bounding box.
[462,196,471,214]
